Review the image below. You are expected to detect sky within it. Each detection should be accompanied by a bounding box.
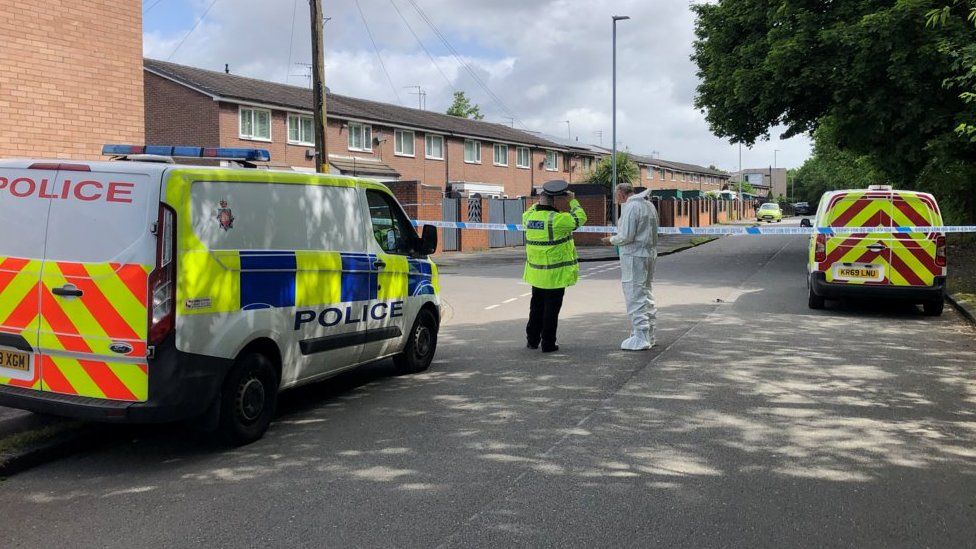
[142,0,811,171]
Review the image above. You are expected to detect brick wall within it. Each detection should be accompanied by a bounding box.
[145,72,219,146]
[0,0,144,159]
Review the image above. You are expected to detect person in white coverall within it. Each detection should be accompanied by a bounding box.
[601,183,658,350]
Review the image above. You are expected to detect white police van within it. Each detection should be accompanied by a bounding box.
[0,145,440,444]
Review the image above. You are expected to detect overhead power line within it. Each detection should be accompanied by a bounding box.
[389,0,454,91]
[285,0,299,84]
[143,0,166,14]
[354,0,403,106]
[405,0,526,129]
[167,0,219,61]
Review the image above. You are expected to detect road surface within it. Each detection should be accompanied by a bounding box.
[1,233,974,547]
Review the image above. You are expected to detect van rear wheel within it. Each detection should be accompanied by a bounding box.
[923,298,945,317]
[218,352,278,446]
[808,283,825,310]
[393,309,438,374]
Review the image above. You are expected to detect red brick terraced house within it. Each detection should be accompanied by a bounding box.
[144,59,598,200]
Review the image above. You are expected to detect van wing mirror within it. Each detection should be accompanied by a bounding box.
[419,224,438,255]
[800,218,812,228]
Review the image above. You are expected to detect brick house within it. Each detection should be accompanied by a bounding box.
[0,0,144,159]
[631,154,732,193]
[144,59,598,199]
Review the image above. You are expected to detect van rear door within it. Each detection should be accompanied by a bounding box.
[0,164,59,390]
[889,192,944,287]
[37,166,158,402]
[822,190,893,287]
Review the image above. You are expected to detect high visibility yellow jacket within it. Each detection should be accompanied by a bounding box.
[522,199,587,289]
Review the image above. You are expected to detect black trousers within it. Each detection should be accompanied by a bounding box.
[526,287,565,349]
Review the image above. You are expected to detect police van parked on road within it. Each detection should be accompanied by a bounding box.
[0,145,440,444]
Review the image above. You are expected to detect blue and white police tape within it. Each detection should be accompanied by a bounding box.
[410,219,976,236]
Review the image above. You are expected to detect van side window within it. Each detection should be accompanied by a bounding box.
[366,190,414,255]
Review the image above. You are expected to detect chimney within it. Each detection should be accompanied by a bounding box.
[225,63,230,74]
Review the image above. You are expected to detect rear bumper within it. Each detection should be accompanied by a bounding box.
[0,336,232,423]
[810,272,946,301]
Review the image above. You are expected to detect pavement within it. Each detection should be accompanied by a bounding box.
[1,226,975,547]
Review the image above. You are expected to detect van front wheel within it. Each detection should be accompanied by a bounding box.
[393,309,438,374]
[218,352,278,446]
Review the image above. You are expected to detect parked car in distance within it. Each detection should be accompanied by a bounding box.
[757,202,783,223]
[794,201,812,216]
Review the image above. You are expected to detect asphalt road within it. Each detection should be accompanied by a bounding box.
[2,232,975,548]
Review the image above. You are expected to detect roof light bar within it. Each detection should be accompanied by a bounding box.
[102,144,271,162]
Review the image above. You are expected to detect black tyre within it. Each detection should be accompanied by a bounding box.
[393,309,438,374]
[218,352,278,446]
[923,298,945,317]
[808,283,825,310]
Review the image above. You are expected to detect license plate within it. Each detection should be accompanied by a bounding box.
[834,264,883,282]
[0,348,30,372]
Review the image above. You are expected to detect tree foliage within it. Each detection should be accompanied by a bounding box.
[445,91,484,120]
[692,0,976,221]
[585,152,640,194]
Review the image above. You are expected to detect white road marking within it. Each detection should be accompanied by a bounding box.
[485,304,500,310]
[520,292,532,297]
[502,298,518,304]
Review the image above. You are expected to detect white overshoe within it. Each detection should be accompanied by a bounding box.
[620,335,651,351]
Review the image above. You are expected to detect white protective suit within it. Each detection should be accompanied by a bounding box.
[608,190,659,350]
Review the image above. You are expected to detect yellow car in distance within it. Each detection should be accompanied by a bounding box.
[757,202,783,223]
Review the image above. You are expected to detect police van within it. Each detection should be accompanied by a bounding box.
[806,185,946,315]
[0,145,440,444]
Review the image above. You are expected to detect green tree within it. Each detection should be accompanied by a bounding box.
[445,91,484,120]
[791,119,886,207]
[691,0,976,221]
[585,152,640,194]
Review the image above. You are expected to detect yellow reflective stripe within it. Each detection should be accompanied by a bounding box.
[295,251,342,307]
[0,264,40,327]
[377,254,408,300]
[42,264,109,341]
[105,362,148,401]
[37,317,101,398]
[180,250,241,314]
[83,263,147,338]
[430,262,440,294]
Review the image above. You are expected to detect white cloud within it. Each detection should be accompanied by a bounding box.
[144,0,811,170]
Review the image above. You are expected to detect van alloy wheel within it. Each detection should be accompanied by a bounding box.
[393,309,438,374]
[237,375,266,424]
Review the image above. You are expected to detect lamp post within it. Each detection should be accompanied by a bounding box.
[611,15,630,224]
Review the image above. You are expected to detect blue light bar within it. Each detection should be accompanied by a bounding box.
[102,144,271,162]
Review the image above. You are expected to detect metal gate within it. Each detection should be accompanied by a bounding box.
[442,197,460,252]
[488,198,525,248]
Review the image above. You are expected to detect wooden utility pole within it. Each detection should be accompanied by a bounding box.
[310,0,328,173]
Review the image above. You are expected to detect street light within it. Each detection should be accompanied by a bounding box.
[611,15,630,225]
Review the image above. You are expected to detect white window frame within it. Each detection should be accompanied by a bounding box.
[348,122,373,152]
[239,106,272,142]
[493,144,508,166]
[286,113,314,146]
[581,156,593,172]
[516,147,530,169]
[394,129,415,157]
[464,140,482,164]
[425,134,444,160]
[545,150,559,171]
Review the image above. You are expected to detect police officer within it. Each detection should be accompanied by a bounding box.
[523,180,587,353]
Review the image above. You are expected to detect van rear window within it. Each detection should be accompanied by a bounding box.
[190,181,368,252]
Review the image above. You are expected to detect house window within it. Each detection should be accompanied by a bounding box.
[581,157,593,171]
[239,107,271,141]
[670,170,676,181]
[658,168,665,180]
[464,140,481,163]
[545,150,558,171]
[348,122,372,151]
[493,144,508,166]
[394,129,415,157]
[516,147,530,169]
[287,114,314,145]
[425,134,444,160]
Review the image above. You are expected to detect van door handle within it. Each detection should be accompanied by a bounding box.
[866,244,887,252]
[52,285,83,298]
[373,260,386,270]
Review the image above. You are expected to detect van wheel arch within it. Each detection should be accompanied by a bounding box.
[237,338,282,384]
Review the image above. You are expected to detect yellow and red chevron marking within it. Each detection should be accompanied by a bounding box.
[0,256,42,390]
[38,261,151,401]
[822,192,943,287]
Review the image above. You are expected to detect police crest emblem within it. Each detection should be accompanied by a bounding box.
[215,199,235,230]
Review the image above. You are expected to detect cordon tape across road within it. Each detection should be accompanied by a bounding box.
[411,219,976,236]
